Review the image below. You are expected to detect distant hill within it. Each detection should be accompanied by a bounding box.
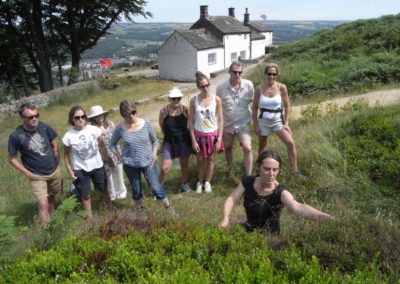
[83,21,343,59]
[248,13,400,99]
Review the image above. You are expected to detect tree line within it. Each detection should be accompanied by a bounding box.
[0,0,151,100]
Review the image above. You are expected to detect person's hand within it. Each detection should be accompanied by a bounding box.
[68,169,78,181]
[192,141,200,153]
[26,172,39,181]
[215,139,222,152]
[219,218,229,229]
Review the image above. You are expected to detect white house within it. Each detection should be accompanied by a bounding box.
[158,5,274,82]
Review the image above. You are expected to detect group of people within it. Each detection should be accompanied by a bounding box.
[8,61,334,233]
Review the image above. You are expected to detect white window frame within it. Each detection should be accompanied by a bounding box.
[240,50,246,60]
[231,52,238,62]
[208,53,216,65]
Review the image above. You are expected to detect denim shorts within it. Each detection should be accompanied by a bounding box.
[73,167,107,198]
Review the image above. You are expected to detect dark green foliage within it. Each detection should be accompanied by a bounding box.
[252,14,400,99]
[0,215,18,270]
[337,106,400,189]
[2,221,390,283]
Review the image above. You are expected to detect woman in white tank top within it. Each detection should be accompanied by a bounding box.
[189,71,224,193]
[252,63,303,177]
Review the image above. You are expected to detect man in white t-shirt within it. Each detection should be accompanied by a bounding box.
[216,61,254,176]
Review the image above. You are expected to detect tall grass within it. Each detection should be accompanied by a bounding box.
[1,77,399,279]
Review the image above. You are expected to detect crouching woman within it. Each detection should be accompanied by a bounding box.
[219,149,334,233]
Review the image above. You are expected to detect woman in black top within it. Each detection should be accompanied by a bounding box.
[158,88,193,192]
[219,149,334,233]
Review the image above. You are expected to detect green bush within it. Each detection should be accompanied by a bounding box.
[2,221,392,283]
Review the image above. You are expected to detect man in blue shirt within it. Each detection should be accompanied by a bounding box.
[8,103,62,226]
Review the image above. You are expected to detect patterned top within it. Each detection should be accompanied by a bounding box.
[193,94,218,133]
[100,121,121,167]
[110,120,159,168]
[8,122,58,175]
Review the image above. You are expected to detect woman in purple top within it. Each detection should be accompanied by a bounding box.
[110,100,170,209]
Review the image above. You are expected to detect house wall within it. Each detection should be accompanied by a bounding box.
[158,33,197,81]
[251,39,266,59]
[196,48,224,78]
[223,34,250,68]
[261,32,273,46]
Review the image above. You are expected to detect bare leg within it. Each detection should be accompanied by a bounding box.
[159,159,172,185]
[196,153,205,183]
[38,196,51,226]
[205,154,215,183]
[276,129,298,173]
[242,143,253,176]
[47,195,56,218]
[223,132,234,171]
[81,195,93,221]
[179,156,190,183]
[258,135,268,154]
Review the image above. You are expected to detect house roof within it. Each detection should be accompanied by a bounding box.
[246,21,273,33]
[191,16,251,36]
[177,29,223,50]
[250,30,266,41]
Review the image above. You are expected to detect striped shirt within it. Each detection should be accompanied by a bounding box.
[110,120,159,168]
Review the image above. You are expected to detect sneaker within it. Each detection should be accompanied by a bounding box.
[196,182,203,193]
[180,182,192,193]
[204,182,212,193]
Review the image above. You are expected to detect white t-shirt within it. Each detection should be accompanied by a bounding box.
[62,125,103,172]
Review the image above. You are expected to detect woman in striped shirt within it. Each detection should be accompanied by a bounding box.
[110,100,170,209]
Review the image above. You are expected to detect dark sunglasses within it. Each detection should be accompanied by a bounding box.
[23,113,40,120]
[171,97,181,101]
[200,84,210,89]
[130,110,137,116]
[74,115,87,120]
[266,72,277,77]
[230,70,243,75]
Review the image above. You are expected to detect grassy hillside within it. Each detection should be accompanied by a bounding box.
[248,14,400,101]
[1,15,400,282]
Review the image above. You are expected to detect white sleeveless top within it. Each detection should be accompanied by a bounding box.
[259,85,282,120]
[194,94,218,133]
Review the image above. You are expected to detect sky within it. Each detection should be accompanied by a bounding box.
[135,0,400,22]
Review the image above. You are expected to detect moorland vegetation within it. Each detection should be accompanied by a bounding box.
[0,14,400,282]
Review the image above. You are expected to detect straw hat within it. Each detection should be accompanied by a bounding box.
[168,88,183,98]
[87,105,109,118]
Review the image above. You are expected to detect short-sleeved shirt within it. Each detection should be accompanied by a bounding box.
[8,122,58,175]
[216,78,254,134]
[110,120,159,168]
[242,175,285,233]
[62,125,103,172]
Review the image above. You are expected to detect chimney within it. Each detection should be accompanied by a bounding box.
[244,8,250,25]
[228,7,235,17]
[200,5,208,19]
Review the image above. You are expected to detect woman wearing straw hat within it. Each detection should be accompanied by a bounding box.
[88,105,127,201]
[158,87,193,193]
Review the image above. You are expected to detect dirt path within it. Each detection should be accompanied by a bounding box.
[137,64,400,130]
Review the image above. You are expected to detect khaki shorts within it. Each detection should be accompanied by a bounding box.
[30,166,62,200]
[223,126,252,148]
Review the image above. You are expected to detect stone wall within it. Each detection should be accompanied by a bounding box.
[0,81,100,118]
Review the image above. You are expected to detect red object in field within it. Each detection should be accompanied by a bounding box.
[99,59,113,67]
